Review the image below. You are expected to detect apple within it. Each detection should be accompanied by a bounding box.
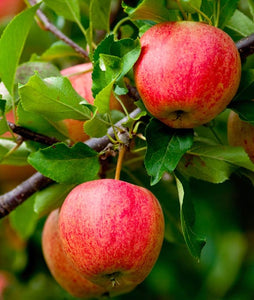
[227,110,254,163]
[0,271,10,298]
[42,208,107,299]
[0,111,35,192]
[0,0,25,22]
[58,179,165,295]
[133,21,241,128]
[61,62,133,143]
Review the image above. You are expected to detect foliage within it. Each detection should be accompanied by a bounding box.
[1,0,254,299]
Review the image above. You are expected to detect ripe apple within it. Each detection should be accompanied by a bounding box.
[227,110,254,163]
[58,179,165,295]
[0,0,25,23]
[134,21,241,128]
[42,209,107,299]
[0,271,10,298]
[61,62,133,143]
[0,111,35,192]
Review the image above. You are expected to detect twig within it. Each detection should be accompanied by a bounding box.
[27,0,90,60]
[236,33,254,61]
[8,122,60,146]
[0,173,53,218]
[0,108,141,218]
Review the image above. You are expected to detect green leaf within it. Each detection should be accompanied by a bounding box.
[232,70,254,102]
[0,139,31,165]
[145,119,193,186]
[218,0,240,29]
[36,41,81,61]
[84,114,109,138]
[177,141,254,183]
[93,56,122,114]
[0,83,12,112]
[19,74,92,121]
[28,142,100,184]
[229,100,254,124]
[0,3,41,95]
[89,0,111,32]
[92,35,141,113]
[180,0,202,14]
[34,183,74,216]
[123,0,169,22]
[175,173,206,260]
[248,0,254,19]
[9,195,38,240]
[200,0,214,21]
[226,9,254,37]
[43,0,80,22]
[0,100,9,135]
[17,103,68,141]
[15,62,61,85]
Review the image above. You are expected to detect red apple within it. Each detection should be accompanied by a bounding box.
[42,208,107,299]
[58,179,165,295]
[227,110,254,163]
[0,0,25,22]
[134,21,241,128]
[0,271,10,299]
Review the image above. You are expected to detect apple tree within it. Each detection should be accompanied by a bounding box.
[1,0,254,299]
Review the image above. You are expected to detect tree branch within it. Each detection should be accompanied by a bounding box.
[27,0,90,60]
[8,122,60,146]
[0,108,141,218]
[236,33,254,61]
[0,173,53,218]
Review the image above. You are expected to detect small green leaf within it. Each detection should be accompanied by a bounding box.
[89,0,111,32]
[37,41,81,61]
[93,56,122,113]
[92,35,141,113]
[0,3,41,96]
[180,0,202,14]
[34,183,74,216]
[248,0,254,19]
[84,115,109,138]
[17,103,68,141]
[0,100,9,135]
[15,62,60,85]
[232,70,254,102]
[226,9,254,37]
[43,0,80,22]
[9,195,38,240]
[175,173,206,260]
[230,101,254,124]
[19,74,92,121]
[28,142,100,184]
[145,119,193,185]
[177,141,254,182]
[0,139,31,165]
[123,0,169,22]
[218,0,239,29]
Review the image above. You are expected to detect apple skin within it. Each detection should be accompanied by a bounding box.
[133,21,241,128]
[61,63,132,143]
[227,110,254,163]
[0,0,24,22]
[58,179,165,295]
[42,209,108,299]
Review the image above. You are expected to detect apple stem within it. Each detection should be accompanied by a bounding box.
[115,145,126,180]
